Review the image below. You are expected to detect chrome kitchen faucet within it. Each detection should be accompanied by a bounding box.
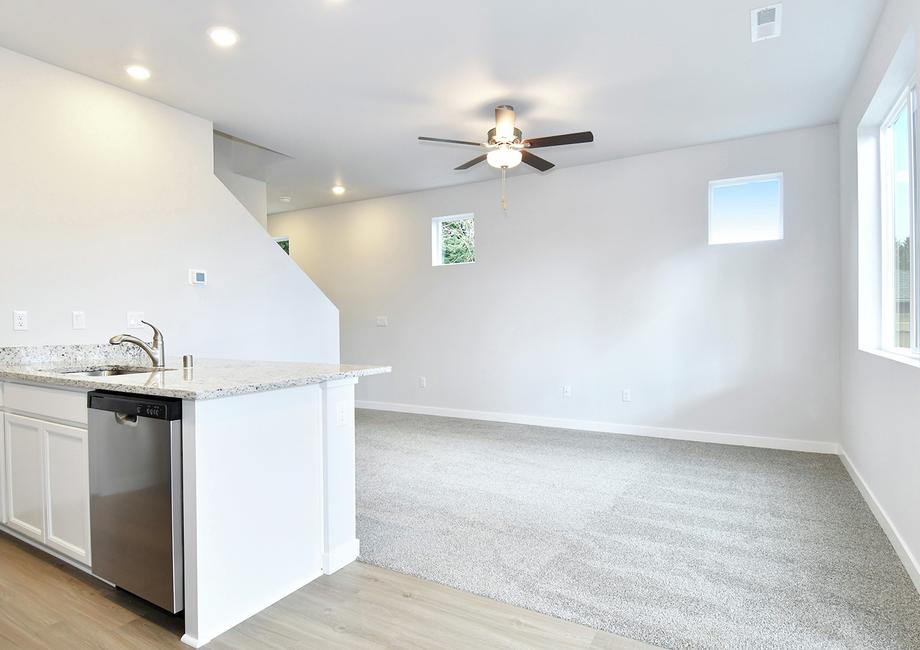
[109,320,166,368]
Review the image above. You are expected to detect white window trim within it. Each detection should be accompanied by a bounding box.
[707,172,784,245]
[878,84,919,357]
[431,213,475,266]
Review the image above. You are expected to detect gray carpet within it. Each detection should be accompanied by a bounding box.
[355,410,920,650]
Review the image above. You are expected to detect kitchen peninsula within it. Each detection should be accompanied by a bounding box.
[0,346,390,647]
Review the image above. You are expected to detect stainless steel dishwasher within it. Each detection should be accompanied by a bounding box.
[87,390,184,613]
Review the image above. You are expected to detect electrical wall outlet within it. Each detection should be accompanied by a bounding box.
[13,310,28,331]
[418,376,427,389]
[127,311,144,328]
[376,316,389,327]
[562,385,572,398]
[622,389,632,403]
[72,311,86,330]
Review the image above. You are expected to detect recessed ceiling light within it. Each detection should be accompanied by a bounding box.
[331,185,346,195]
[279,196,292,203]
[208,26,239,48]
[125,64,151,81]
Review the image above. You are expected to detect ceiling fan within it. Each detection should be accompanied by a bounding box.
[419,105,593,172]
[418,105,593,210]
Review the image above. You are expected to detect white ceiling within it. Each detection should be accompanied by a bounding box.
[0,0,883,212]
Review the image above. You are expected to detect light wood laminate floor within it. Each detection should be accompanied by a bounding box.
[0,532,659,649]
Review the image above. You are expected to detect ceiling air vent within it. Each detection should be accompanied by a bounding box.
[751,4,782,42]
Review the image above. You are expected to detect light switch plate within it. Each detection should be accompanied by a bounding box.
[13,310,28,331]
[127,311,144,328]
[376,316,388,327]
[72,311,86,330]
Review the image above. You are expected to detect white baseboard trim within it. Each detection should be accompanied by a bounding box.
[323,538,360,574]
[839,448,920,594]
[355,400,839,454]
[180,634,205,648]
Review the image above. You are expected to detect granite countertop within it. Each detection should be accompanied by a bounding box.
[0,358,391,400]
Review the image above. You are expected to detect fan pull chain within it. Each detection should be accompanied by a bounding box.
[501,167,508,214]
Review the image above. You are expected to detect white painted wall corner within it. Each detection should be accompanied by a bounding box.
[839,448,920,594]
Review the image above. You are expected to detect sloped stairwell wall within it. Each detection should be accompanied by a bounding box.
[0,47,338,362]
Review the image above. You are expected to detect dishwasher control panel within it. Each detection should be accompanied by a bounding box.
[138,402,167,418]
[88,390,182,421]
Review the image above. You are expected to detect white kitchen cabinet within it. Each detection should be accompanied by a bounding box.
[3,413,45,542]
[42,421,91,564]
[1,390,91,565]
[3,383,87,426]
[0,412,6,524]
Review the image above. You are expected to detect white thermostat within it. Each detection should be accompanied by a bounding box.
[188,269,208,285]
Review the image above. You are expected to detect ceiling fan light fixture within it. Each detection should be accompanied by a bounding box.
[487,147,522,169]
[419,102,591,184]
[494,104,517,142]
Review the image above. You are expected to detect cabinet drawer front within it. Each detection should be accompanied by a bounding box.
[3,383,87,426]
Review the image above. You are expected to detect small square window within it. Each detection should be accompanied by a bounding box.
[708,173,784,245]
[432,214,475,266]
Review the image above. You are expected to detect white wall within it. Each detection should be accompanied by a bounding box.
[270,125,840,448]
[838,0,920,585]
[213,133,269,229]
[214,168,268,230]
[0,47,338,363]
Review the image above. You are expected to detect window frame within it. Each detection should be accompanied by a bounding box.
[879,84,919,355]
[707,172,784,245]
[431,213,475,267]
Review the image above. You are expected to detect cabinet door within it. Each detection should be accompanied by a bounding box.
[42,421,91,564]
[3,414,45,542]
[0,412,6,524]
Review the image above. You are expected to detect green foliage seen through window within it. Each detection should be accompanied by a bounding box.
[441,218,475,264]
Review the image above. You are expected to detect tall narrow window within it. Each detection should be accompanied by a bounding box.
[432,214,475,266]
[881,86,918,352]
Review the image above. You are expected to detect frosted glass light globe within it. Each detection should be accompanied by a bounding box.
[487,147,522,169]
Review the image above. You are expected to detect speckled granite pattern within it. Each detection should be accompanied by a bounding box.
[0,346,390,400]
[356,410,920,650]
[0,343,147,367]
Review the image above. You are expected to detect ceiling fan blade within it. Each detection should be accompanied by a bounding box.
[419,136,483,147]
[454,154,487,170]
[523,131,594,149]
[521,150,555,172]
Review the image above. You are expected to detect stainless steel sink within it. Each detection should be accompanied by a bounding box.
[51,366,175,377]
